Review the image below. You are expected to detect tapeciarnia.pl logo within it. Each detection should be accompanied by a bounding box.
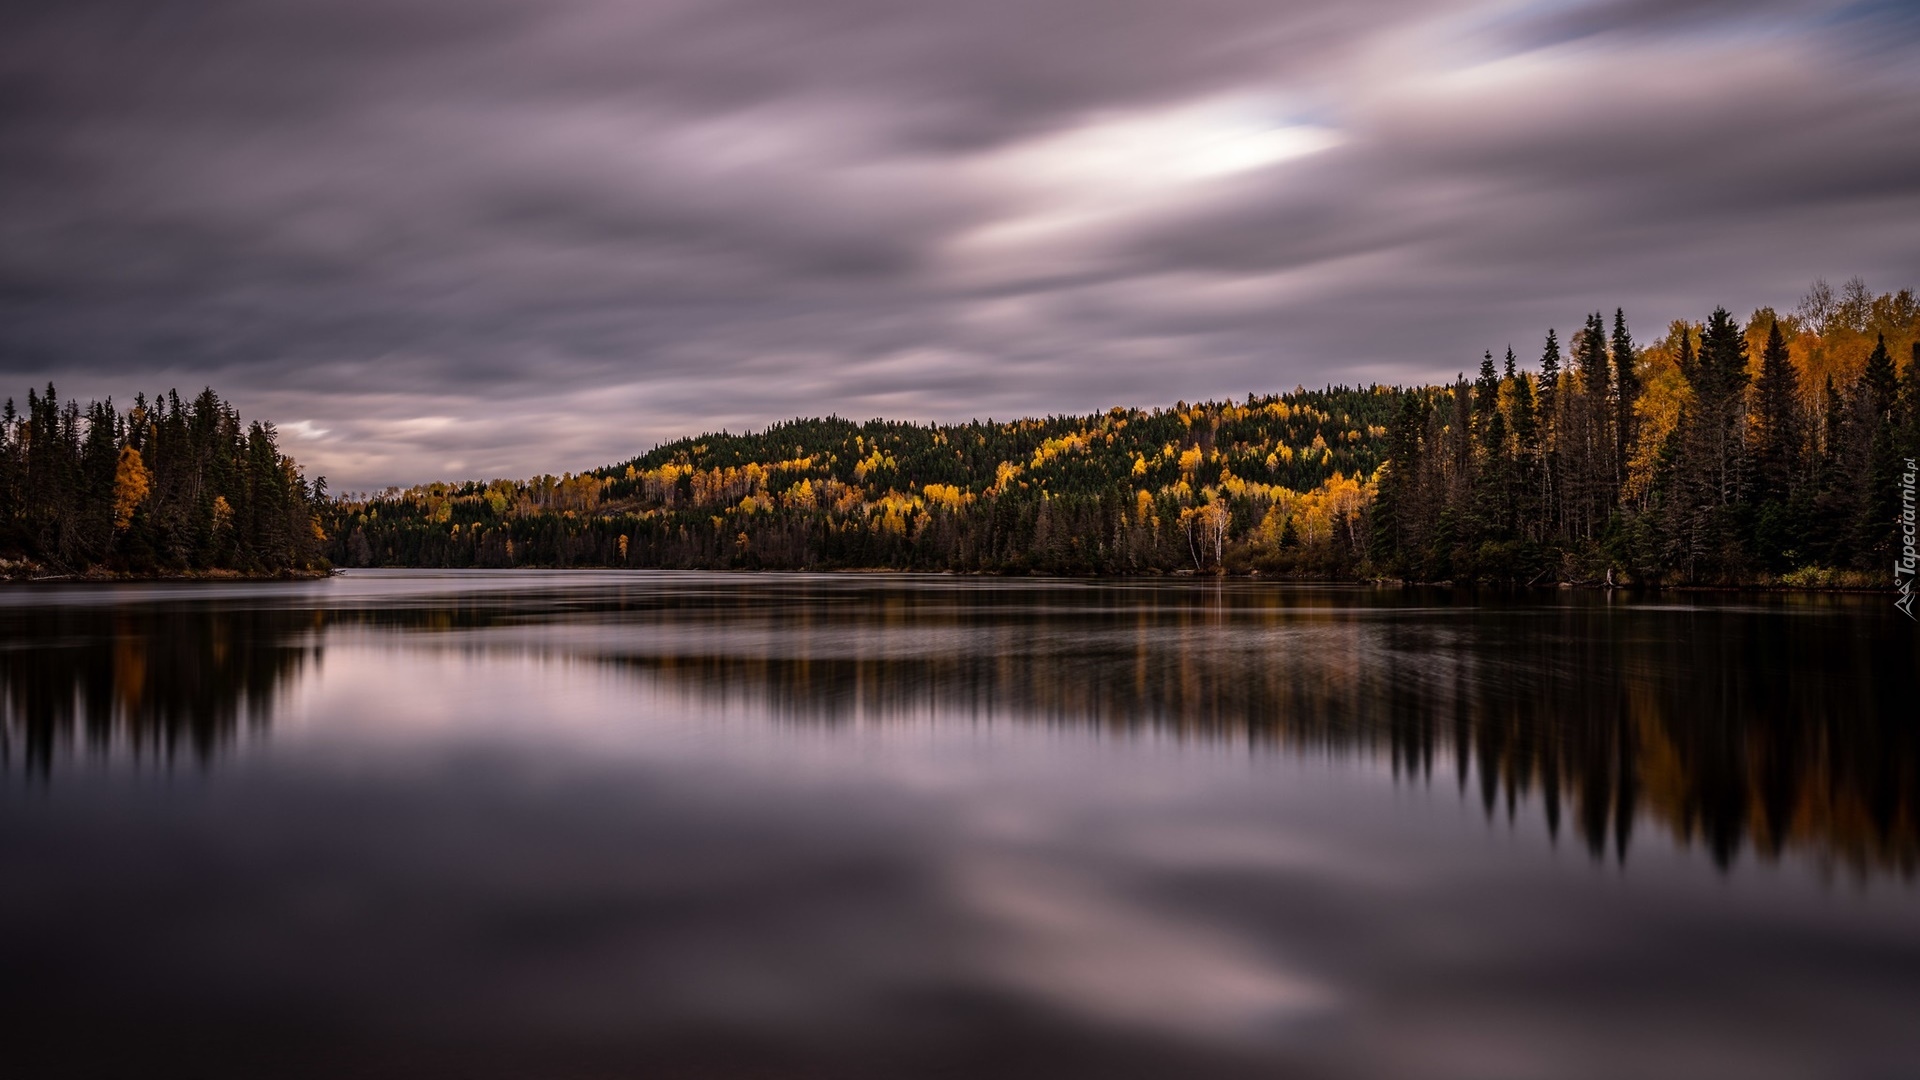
[1899,457,1917,621]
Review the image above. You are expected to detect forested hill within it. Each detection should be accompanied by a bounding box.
[328,279,1920,585]
[331,387,1392,576]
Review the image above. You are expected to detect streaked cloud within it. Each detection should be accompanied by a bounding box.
[1,0,1915,487]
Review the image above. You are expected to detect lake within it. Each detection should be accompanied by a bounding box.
[2,571,1916,1079]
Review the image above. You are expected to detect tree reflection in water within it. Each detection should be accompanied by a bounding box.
[579,586,1917,881]
[0,605,321,776]
[1,582,1911,880]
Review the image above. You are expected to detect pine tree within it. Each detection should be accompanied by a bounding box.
[1473,353,1513,549]
[1474,351,1501,437]
[75,399,119,564]
[1508,353,1540,543]
[1810,375,1855,565]
[1667,308,1751,580]
[1749,320,1805,570]
[1751,320,1803,500]
[1576,312,1611,404]
[1570,312,1614,539]
[1902,342,1920,458]
[1537,331,1562,539]
[1611,308,1639,490]
[1699,307,1751,508]
[1854,334,1902,565]
[1538,330,1561,429]
[1861,333,1898,421]
[1371,392,1432,577]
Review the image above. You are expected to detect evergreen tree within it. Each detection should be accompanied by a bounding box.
[1474,351,1501,437]
[1902,343,1920,457]
[1810,374,1857,566]
[1665,308,1751,581]
[1576,312,1611,403]
[1537,330,1562,539]
[1854,334,1902,565]
[1611,308,1640,490]
[1751,319,1803,502]
[1472,354,1513,550]
[1750,320,1805,570]
[1570,312,1614,539]
[1538,330,1561,428]
[1508,352,1540,542]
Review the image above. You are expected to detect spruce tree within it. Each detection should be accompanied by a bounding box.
[1509,357,1540,544]
[1473,355,1513,547]
[1576,313,1611,404]
[75,399,119,564]
[1669,308,1751,580]
[1474,350,1501,437]
[1611,308,1639,490]
[1861,333,1898,421]
[1750,320,1805,570]
[1751,319,1803,502]
[1903,342,1920,458]
[1811,374,1855,565]
[1537,330,1561,539]
[1854,334,1902,565]
[1538,330,1561,427]
[1572,312,1614,538]
[1700,309,1749,499]
[1374,392,1434,576]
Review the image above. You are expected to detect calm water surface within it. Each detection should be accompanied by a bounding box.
[2,571,1916,1079]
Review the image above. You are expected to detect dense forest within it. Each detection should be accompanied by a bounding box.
[331,385,1390,576]
[330,278,1918,586]
[1373,279,1920,586]
[0,387,330,577]
[9,279,1915,585]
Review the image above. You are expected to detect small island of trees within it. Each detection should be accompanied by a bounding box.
[0,387,330,578]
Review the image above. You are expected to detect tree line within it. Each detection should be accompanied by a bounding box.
[328,387,1390,576]
[0,386,330,576]
[1372,279,1920,584]
[12,278,1915,585]
[330,279,1918,585]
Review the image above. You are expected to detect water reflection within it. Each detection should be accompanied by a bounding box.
[0,604,321,776]
[2,577,1913,880]
[582,589,1918,881]
[5,576,1918,1079]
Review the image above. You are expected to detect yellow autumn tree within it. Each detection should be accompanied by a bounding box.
[1626,333,1691,505]
[210,495,234,539]
[1179,501,1229,569]
[1289,472,1367,553]
[112,446,151,530]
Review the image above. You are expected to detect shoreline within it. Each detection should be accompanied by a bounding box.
[314,564,1895,595]
[2,566,336,584]
[1,561,1894,596]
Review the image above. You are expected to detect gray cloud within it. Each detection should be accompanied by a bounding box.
[2,0,1917,487]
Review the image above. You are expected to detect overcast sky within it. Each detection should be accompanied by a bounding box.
[4,0,1917,488]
